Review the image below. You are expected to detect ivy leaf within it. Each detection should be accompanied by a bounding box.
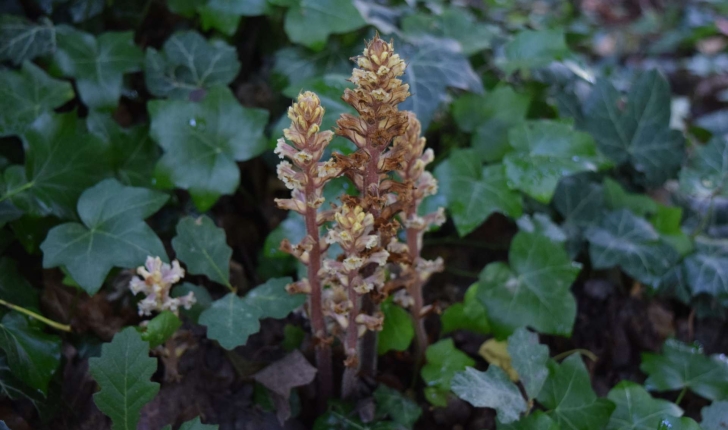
[89,327,160,430]
[603,178,658,218]
[272,46,351,87]
[0,356,48,413]
[498,411,559,430]
[374,384,422,429]
[701,401,728,430]
[400,7,495,55]
[477,231,581,337]
[0,312,61,394]
[581,70,685,186]
[284,0,365,50]
[398,36,484,129]
[140,311,181,349]
[0,258,38,309]
[606,381,682,430]
[507,328,549,400]
[504,121,610,203]
[650,206,692,257]
[0,15,55,64]
[553,173,605,227]
[516,214,567,244]
[641,339,728,401]
[441,283,490,335]
[3,113,109,219]
[537,355,615,430]
[197,0,268,35]
[144,31,241,100]
[41,179,168,294]
[179,417,219,430]
[683,237,728,301]
[199,293,262,350]
[452,366,527,424]
[501,28,571,74]
[244,277,305,319]
[87,112,159,187]
[679,137,728,200]
[259,212,305,279]
[657,416,702,430]
[586,209,681,286]
[148,86,268,210]
[53,27,143,110]
[435,149,523,237]
[421,338,475,407]
[0,62,74,138]
[378,297,414,355]
[172,215,232,288]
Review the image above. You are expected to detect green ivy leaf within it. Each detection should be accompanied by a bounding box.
[197,0,267,34]
[657,416,702,430]
[537,355,615,430]
[0,356,48,413]
[683,237,728,301]
[284,0,365,50]
[259,212,305,279]
[421,338,475,407]
[179,417,219,430]
[400,7,495,56]
[603,178,658,218]
[170,283,211,323]
[606,381,682,430]
[650,206,692,257]
[581,70,685,186]
[679,137,728,200]
[87,112,159,187]
[452,87,531,135]
[53,27,143,110]
[586,209,681,286]
[435,149,522,237]
[0,62,74,138]
[504,121,610,203]
[244,277,305,319]
[41,179,168,294]
[701,401,728,430]
[0,15,55,64]
[273,46,351,87]
[452,366,527,424]
[378,297,415,355]
[89,327,160,430]
[441,283,490,335]
[199,293,262,350]
[0,312,61,394]
[641,339,728,401]
[507,327,549,400]
[140,311,182,349]
[516,214,566,244]
[498,411,559,430]
[374,384,422,429]
[166,0,205,17]
[553,173,605,227]
[144,31,241,99]
[0,258,38,309]
[172,215,232,288]
[501,28,570,74]
[477,231,581,337]
[3,113,109,219]
[314,400,403,430]
[148,86,268,210]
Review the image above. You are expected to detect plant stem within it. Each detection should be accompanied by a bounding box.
[552,348,598,362]
[341,282,360,399]
[406,216,428,366]
[0,299,71,332]
[675,387,687,406]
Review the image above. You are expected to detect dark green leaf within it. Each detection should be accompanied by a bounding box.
[0,356,48,412]
[679,137,728,200]
[0,62,74,138]
[451,87,531,134]
[498,411,559,430]
[657,416,702,430]
[0,258,38,309]
[435,149,522,237]
[582,71,685,186]
[507,327,549,400]
[178,417,218,430]
[516,214,566,244]
[477,231,581,337]
[140,311,182,348]
[198,0,268,35]
[284,0,365,50]
[378,297,414,355]
[374,384,421,429]
[144,31,241,99]
[586,209,681,286]
[421,338,475,407]
[452,366,527,424]
[54,27,143,109]
[244,277,305,319]
[273,46,351,87]
[400,7,495,55]
[606,381,682,430]
[553,173,605,227]
[172,215,232,288]
[89,327,160,430]
[199,293,262,350]
[149,86,268,210]
[170,283,211,323]
[166,0,205,17]
[650,206,692,256]
[4,113,109,219]
[641,339,728,401]
[683,237,728,300]
[537,355,615,430]
[41,179,168,294]
[501,28,570,74]
[0,312,61,394]
[441,283,490,335]
[504,121,610,203]
[0,15,55,64]
[701,401,728,430]
[603,178,658,217]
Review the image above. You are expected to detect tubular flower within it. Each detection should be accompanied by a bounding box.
[129,256,195,317]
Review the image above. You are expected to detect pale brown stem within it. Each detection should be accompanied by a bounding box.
[406,225,428,365]
[341,274,360,399]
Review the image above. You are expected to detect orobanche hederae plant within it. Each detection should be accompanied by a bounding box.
[274,35,445,399]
